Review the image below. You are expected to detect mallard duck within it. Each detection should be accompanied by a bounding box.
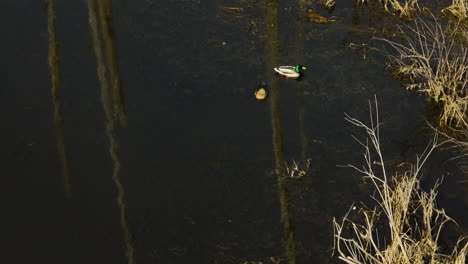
[255,82,268,100]
[274,65,306,78]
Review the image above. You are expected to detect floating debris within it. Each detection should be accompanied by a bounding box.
[221,6,244,17]
[324,0,336,12]
[306,10,335,24]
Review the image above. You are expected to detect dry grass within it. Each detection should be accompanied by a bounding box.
[221,6,244,17]
[241,257,283,264]
[384,0,420,18]
[443,0,468,20]
[355,0,420,19]
[306,10,336,24]
[324,0,336,11]
[283,159,311,179]
[378,16,468,128]
[333,98,468,264]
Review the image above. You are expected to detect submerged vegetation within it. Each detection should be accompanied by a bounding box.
[333,99,468,264]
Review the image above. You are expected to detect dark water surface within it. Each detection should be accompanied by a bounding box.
[3,0,467,263]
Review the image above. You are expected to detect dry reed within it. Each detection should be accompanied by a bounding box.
[377,16,468,128]
[333,98,468,264]
[355,0,420,18]
[443,0,468,20]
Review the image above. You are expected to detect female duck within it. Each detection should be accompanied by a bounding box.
[255,82,268,100]
[274,65,307,78]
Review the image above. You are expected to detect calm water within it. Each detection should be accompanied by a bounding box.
[3,0,466,263]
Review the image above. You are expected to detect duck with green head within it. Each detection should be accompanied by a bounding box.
[274,65,307,78]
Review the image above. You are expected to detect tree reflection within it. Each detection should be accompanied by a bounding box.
[87,0,134,263]
[46,0,72,199]
[263,1,297,263]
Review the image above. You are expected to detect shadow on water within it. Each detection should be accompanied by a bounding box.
[263,1,297,263]
[46,0,72,199]
[87,0,134,263]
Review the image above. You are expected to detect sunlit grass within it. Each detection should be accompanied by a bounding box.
[221,6,244,17]
[306,9,336,23]
[282,159,311,179]
[355,0,420,19]
[333,98,468,264]
[443,0,468,20]
[378,15,468,128]
[324,0,336,11]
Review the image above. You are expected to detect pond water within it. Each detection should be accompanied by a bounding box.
[3,0,466,263]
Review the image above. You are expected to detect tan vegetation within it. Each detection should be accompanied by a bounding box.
[324,0,336,12]
[241,257,283,264]
[283,159,311,179]
[354,0,467,21]
[378,16,468,128]
[383,0,420,18]
[221,6,244,17]
[333,99,468,264]
[306,10,336,24]
[443,0,468,20]
[355,0,420,19]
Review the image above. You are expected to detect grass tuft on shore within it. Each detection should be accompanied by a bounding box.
[333,98,468,264]
[355,0,420,19]
[378,15,468,128]
[443,0,468,21]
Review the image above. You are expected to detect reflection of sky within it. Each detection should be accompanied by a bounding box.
[2,0,466,263]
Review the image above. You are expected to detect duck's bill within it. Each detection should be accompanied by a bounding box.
[302,66,307,70]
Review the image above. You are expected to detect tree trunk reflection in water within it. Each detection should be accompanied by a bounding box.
[87,1,134,263]
[295,1,308,162]
[263,1,297,264]
[96,0,127,127]
[46,0,72,199]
